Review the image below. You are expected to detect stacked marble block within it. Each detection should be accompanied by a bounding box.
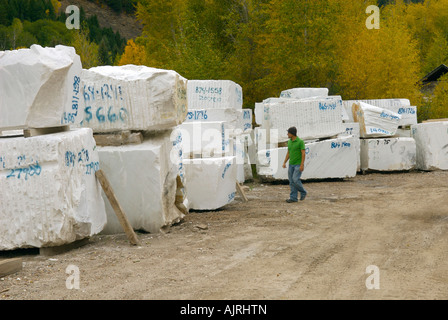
[182,80,253,210]
[411,121,448,171]
[0,45,107,250]
[344,99,418,172]
[254,88,359,181]
[73,65,189,234]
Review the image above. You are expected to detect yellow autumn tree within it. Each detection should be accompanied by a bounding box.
[405,0,448,69]
[334,1,422,106]
[117,39,147,66]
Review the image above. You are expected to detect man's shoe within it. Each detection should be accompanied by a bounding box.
[300,194,307,201]
[286,199,298,203]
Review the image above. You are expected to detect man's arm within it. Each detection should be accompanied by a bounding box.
[300,149,306,172]
[282,150,290,168]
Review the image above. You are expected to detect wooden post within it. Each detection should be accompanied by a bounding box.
[95,170,141,246]
[235,181,249,202]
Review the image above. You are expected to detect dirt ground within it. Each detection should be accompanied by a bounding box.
[1,170,447,300]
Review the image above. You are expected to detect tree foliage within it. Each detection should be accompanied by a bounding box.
[132,0,447,119]
[1,0,448,120]
[117,39,147,65]
[70,24,99,69]
[0,0,126,68]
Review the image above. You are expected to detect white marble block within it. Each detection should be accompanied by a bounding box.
[0,128,106,250]
[353,102,401,138]
[183,156,237,210]
[178,121,229,158]
[339,122,361,171]
[185,108,252,135]
[411,122,448,171]
[395,106,417,127]
[0,44,82,129]
[257,136,357,180]
[254,102,264,125]
[262,97,345,141]
[360,137,416,171]
[97,131,184,234]
[234,134,248,183]
[343,99,412,124]
[187,80,243,110]
[75,65,187,133]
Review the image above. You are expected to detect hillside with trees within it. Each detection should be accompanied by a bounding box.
[116,0,446,120]
[1,0,447,120]
[0,0,127,66]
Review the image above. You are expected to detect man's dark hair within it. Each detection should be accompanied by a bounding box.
[287,127,297,137]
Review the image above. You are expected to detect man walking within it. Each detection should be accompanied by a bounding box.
[282,127,307,203]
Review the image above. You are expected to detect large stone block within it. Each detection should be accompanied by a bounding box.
[183,156,237,210]
[187,80,243,110]
[97,131,184,234]
[262,97,345,141]
[360,137,416,171]
[411,122,448,171]
[339,123,361,171]
[178,121,229,158]
[257,136,357,180]
[343,99,414,126]
[0,128,106,250]
[353,102,401,138]
[184,108,252,135]
[74,65,187,133]
[0,45,82,129]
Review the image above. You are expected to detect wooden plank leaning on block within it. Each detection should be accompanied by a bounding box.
[235,181,249,202]
[95,169,141,246]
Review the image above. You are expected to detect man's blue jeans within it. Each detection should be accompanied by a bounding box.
[288,164,307,202]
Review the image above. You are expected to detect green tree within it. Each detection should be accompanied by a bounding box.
[98,36,112,65]
[23,19,73,47]
[11,18,23,49]
[0,1,10,25]
[221,0,269,107]
[70,24,99,69]
[0,25,12,50]
[109,0,123,13]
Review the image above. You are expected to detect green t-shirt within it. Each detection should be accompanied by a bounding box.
[288,137,306,165]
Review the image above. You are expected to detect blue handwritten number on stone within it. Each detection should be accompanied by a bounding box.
[30,162,42,176]
[96,107,106,123]
[6,169,15,179]
[84,107,93,123]
[6,161,41,180]
[83,85,90,101]
[107,107,117,123]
